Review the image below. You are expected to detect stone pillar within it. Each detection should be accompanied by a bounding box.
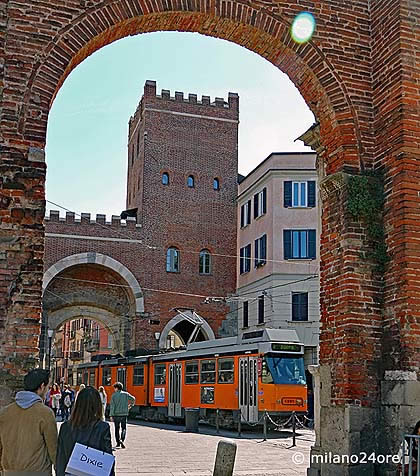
[308,365,321,446]
[379,371,420,474]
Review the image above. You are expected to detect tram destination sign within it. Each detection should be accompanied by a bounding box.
[272,343,302,352]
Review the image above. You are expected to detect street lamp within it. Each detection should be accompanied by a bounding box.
[47,329,54,372]
[154,332,161,352]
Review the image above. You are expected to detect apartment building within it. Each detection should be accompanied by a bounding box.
[54,319,113,385]
[237,152,320,368]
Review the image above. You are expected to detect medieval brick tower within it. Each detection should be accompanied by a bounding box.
[42,80,239,358]
[124,80,239,342]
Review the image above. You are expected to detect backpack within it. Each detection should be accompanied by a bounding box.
[64,394,72,408]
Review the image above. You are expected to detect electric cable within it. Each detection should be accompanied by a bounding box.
[46,199,320,271]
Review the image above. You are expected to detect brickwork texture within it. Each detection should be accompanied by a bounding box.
[0,1,419,474]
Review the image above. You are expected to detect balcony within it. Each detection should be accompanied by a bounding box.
[70,351,83,360]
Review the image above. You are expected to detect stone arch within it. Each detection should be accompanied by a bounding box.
[159,311,215,350]
[43,252,144,315]
[19,2,369,174]
[48,305,121,353]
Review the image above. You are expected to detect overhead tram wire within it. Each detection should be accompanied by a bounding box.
[51,276,223,300]
[49,274,321,310]
[235,275,319,297]
[45,199,320,272]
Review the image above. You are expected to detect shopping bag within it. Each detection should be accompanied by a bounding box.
[65,442,115,476]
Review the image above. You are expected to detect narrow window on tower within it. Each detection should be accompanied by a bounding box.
[213,178,220,190]
[162,172,169,185]
[166,247,180,272]
[199,249,211,275]
[187,175,195,188]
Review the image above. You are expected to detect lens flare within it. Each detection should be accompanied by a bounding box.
[291,12,316,44]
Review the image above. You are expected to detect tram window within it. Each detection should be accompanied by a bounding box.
[68,373,73,387]
[77,370,82,385]
[200,360,216,384]
[185,361,199,384]
[89,370,95,387]
[154,364,166,385]
[262,355,306,385]
[218,358,234,384]
[261,359,273,384]
[133,365,144,386]
[201,386,215,404]
[83,372,88,386]
[102,368,111,386]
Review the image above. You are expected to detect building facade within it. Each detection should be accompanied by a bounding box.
[53,320,114,385]
[237,152,319,368]
[42,80,239,359]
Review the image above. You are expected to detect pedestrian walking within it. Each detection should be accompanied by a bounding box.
[0,369,58,475]
[56,386,114,476]
[50,383,61,418]
[109,382,135,448]
[68,385,75,409]
[60,385,72,422]
[99,385,107,420]
[75,383,85,401]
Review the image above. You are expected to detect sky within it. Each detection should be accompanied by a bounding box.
[46,32,314,217]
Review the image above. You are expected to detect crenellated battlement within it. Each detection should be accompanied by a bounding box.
[45,210,141,230]
[129,80,239,128]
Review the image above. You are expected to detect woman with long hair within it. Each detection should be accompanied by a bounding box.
[56,386,114,476]
[98,386,107,420]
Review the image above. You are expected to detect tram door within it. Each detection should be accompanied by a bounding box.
[117,367,126,390]
[239,357,258,423]
[168,363,182,418]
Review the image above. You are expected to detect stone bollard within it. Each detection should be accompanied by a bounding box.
[213,439,237,476]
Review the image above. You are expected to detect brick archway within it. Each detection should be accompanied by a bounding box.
[22,5,364,175]
[1,2,419,475]
[43,252,145,315]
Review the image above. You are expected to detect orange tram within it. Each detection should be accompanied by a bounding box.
[76,328,308,427]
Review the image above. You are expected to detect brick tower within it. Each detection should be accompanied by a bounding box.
[125,80,239,343]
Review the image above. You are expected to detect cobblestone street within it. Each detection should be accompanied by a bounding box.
[103,421,314,475]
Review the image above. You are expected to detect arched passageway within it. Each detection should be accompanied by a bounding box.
[42,253,144,357]
[0,3,419,475]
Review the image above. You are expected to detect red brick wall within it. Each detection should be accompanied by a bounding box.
[0,0,418,425]
[371,0,420,375]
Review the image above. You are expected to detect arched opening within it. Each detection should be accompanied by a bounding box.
[2,4,398,471]
[42,254,144,366]
[159,311,215,350]
[46,313,118,386]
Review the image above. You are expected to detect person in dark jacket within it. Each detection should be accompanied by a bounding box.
[56,386,114,476]
[59,385,72,422]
